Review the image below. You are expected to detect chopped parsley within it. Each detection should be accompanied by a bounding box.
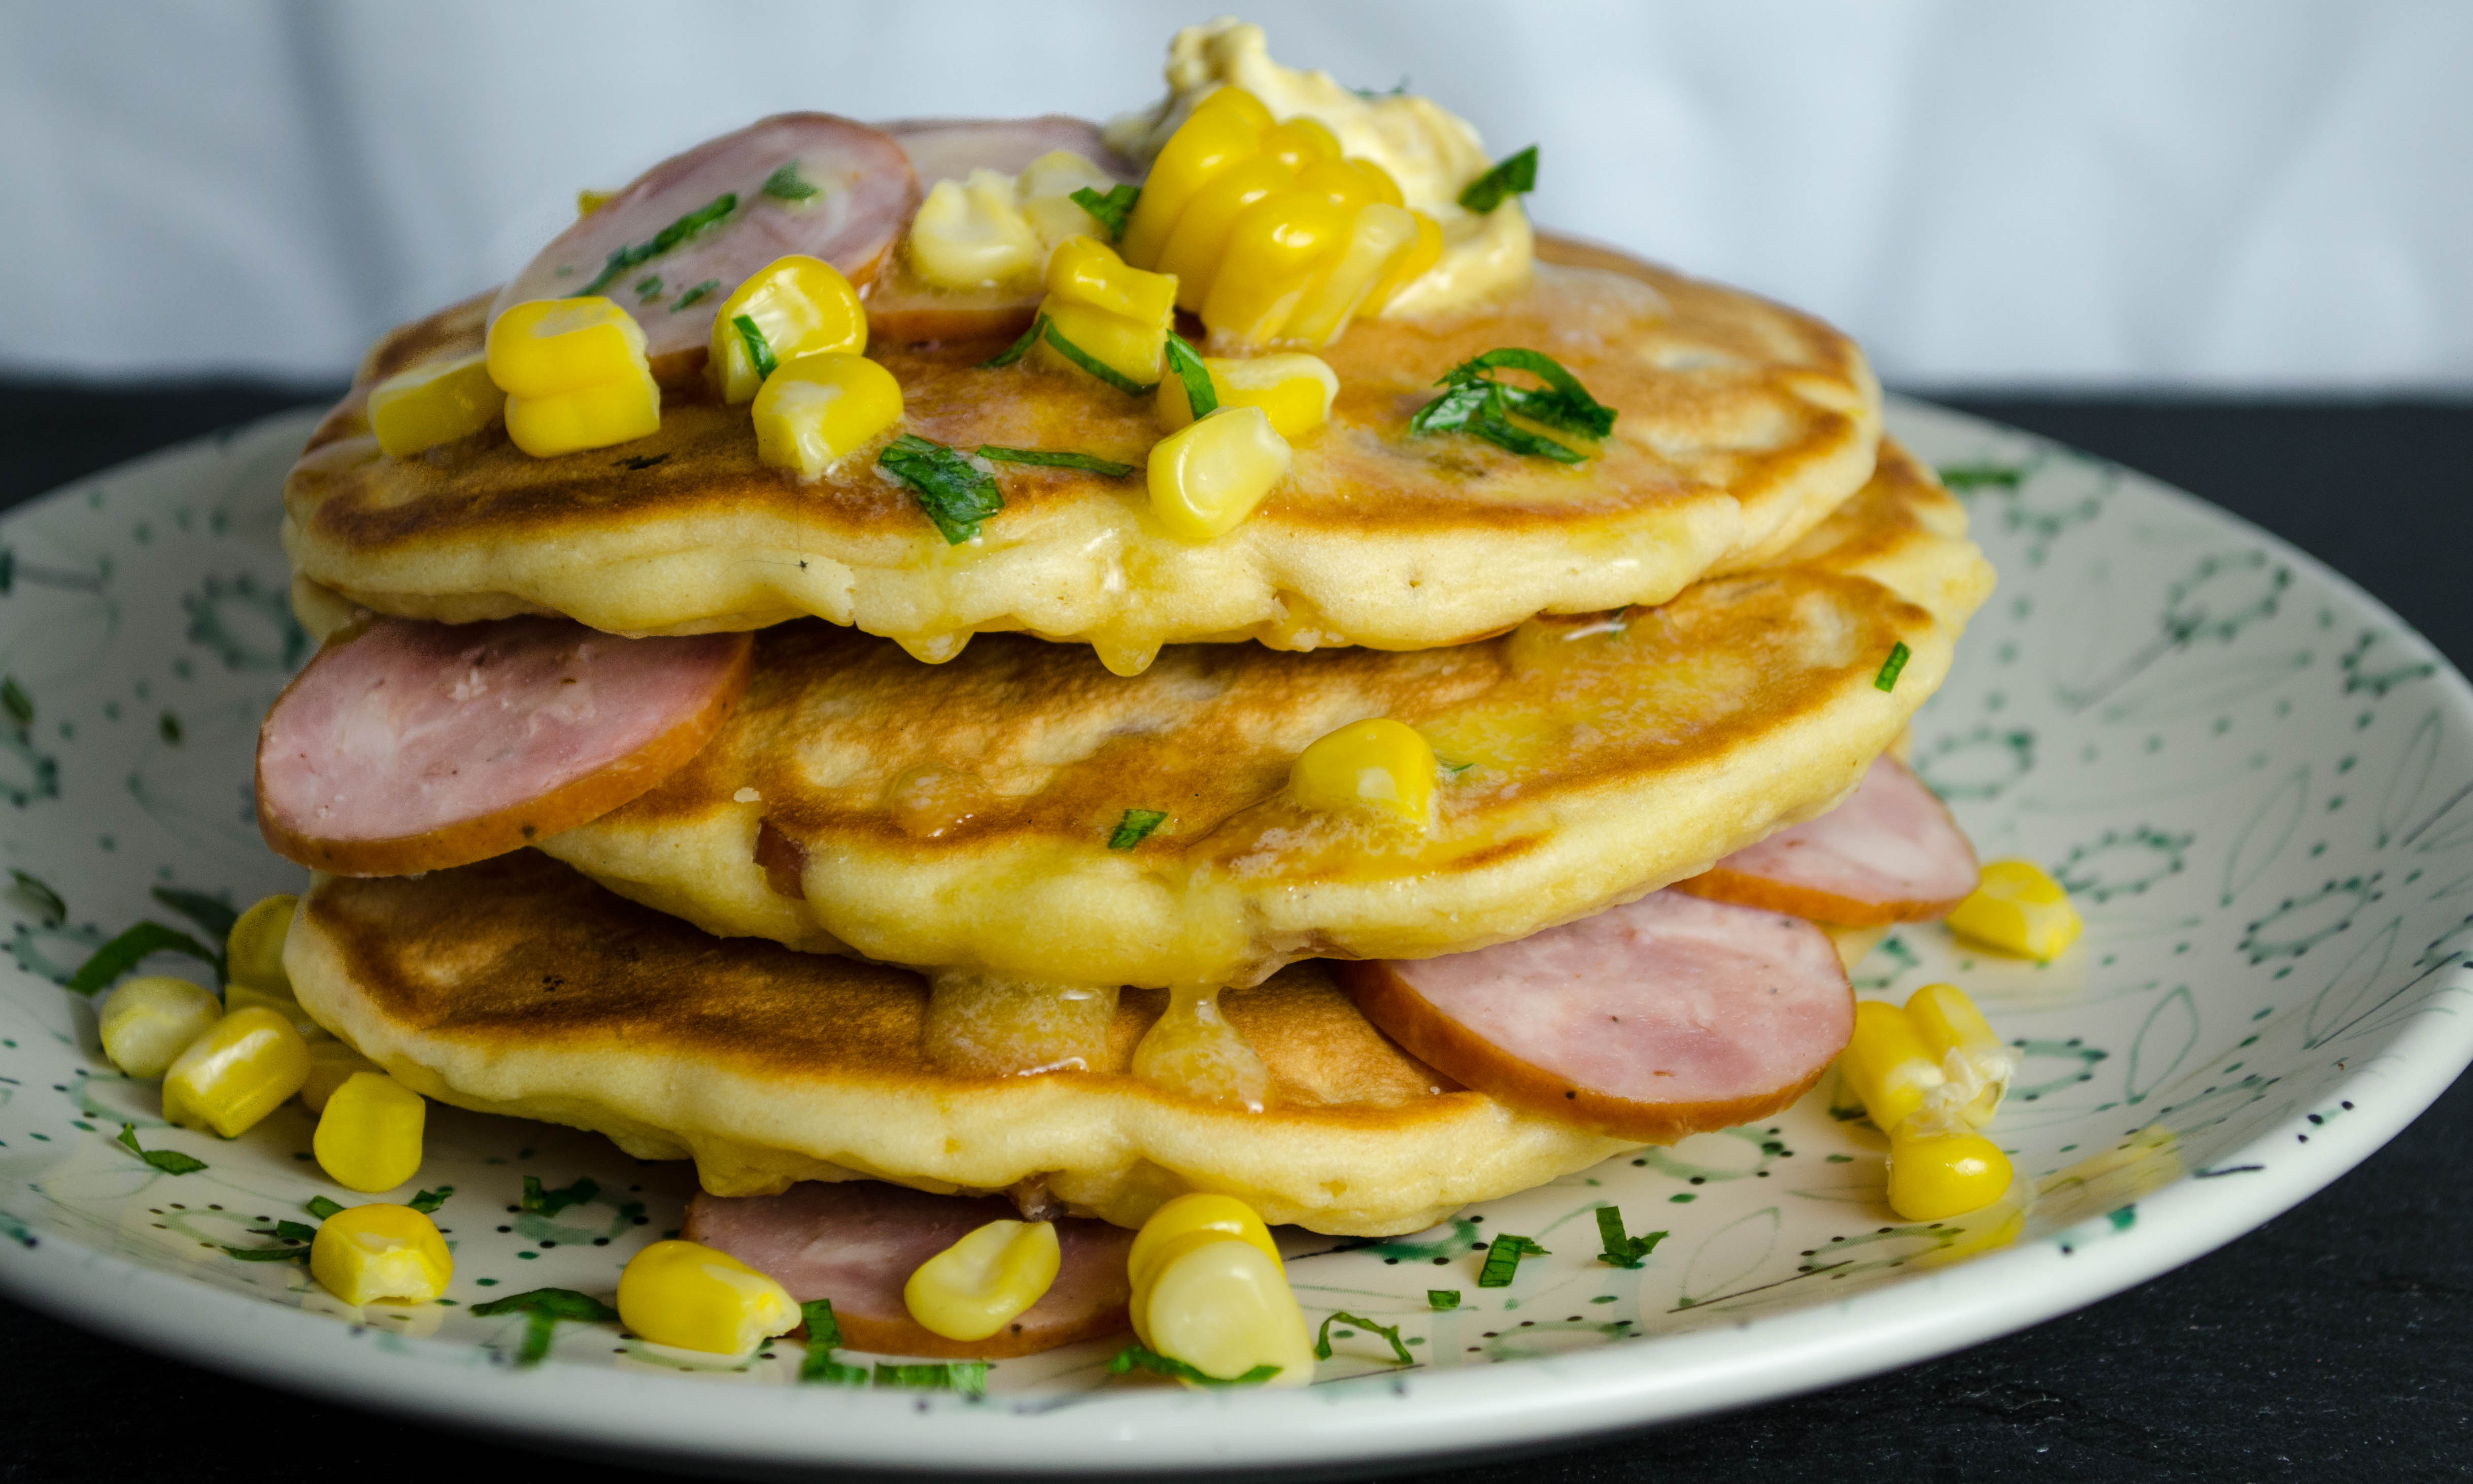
[306,1195,346,1220]
[731,314,778,380]
[578,192,738,297]
[799,1299,869,1385]
[1458,145,1538,214]
[976,445,1136,479]
[69,921,222,995]
[1107,1343,1281,1387]
[150,886,236,943]
[1163,332,1217,420]
[877,434,1004,545]
[220,1244,306,1262]
[1313,1310,1413,1365]
[980,314,1046,369]
[761,163,820,202]
[7,869,63,926]
[670,279,722,311]
[253,1219,319,1243]
[1409,348,1612,464]
[116,1123,206,1175]
[1428,1289,1462,1311]
[1474,1234,1547,1288]
[1039,317,1157,396]
[1875,641,1912,693]
[634,275,663,300]
[1594,1206,1667,1269]
[1,676,29,728]
[409,1186,455,1215]
[874,1361,988,1395]
[471,1287,619,1366]
[1106,808,1168,850]
[520,1174,599,1218]
[1937,462,2027,493]
[1070,184,1140,240]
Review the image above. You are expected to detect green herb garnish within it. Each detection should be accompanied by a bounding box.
[878,434,1004,545]
[220,1244,306,1262]
[1458,145,1538,214]
[1,676,30,729]
[1937,462,2026,493]
[798,1299,870,1385]
[980,313,1046,369]
[306,1195,345,1220]
[1409,349,1613,464]
[1593,1206,1667,1269]
[150,886,236,945]
[520,1174,599,1218]
[1107,1343,1281,1387]
[670,279,721,311]
[578,192,738,296]
[252,1219,319,1243]
[1070,184,1140,240]
[116,1123,206,1175]
[1163,332,1217,421]
[1874,641,1911,693]
[7,869,63,926]
[731,314,778,380]
[1040,318,1157,396]
[1428,1289,1461,1311]
[634,275,664,301]
[1106,808,1168,850]
[1474,1234,1547,1288]
[409,1186,455,1215]
[1313,1310,1413,1365]
[471,1287,619,1366]
[69,921,222,995]
[762,162,820,202]
[976,446,1136,478]
[874,1361,988,1395]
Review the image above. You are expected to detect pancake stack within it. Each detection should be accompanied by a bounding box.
[262,25,1992,1328]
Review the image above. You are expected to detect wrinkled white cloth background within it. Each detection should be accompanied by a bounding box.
[2,0,2465,389]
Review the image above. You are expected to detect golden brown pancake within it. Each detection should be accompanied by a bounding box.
[537,440,1989,990]
[282,239,1881,674]
[285,852,1632,1236]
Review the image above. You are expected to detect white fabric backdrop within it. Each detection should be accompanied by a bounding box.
[2,0,2466,389]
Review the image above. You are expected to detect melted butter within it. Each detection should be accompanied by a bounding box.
[896,632,972,664]
[922,972,1121,1076]
[887,764,991,839]
[1130,985,1270,1111]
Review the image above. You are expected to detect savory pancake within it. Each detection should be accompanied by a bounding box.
[281,239,1881,675]
[285,852,1631,1236]
[537,440,1989,990]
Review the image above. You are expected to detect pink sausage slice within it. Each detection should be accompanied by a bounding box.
[1675,755,1979,925]
[1341,891,1853,1143]
[494,114,917,375]
[684,1181,1136,1359]
[257,617,751,876]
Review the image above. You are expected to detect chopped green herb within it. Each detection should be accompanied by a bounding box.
[1874,641,1911,693]
[1163,332,1217,420]
[1937,462,2026,493]
[578,192,738,296]
[1070,184,1140,240]
[618,453,670,470]
[521,1174,599,1218]
[1428,1289,1461,1311]
[980,313,1046,369]
[257,1219,319,1243]
[1458,145,1538,214]
[1106,808,1168,850]
[1351,76,1411,99]
[975,445,1137,478]
[306,1195,346,1220]
[116,1123,206,1175]
[1314,1310,1413,1365]
[1410,348,1612,464]
[220,1243,306,1262]
[473,1287,617,1366]
[69,921,221,995]
[1107,1343,1281,1386]
[1041,318,1158,396]
[1,676,30,728]
[409,1186,455,1215]
[762,162,820,202]
[878,434,1004,545]
[149,886,236,945]
[1438,759,1476,778]
[1593,1206,1667,1268]
[1475,1234,1547,1288]
[797,1299,870,1385]
[157,712,181,744]
[670,279,721,311]
[731,314,778,381]
[874,1361,988,1395]
[6,869,63,927]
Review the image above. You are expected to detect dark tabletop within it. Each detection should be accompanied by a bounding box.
[0,384,2467,1483]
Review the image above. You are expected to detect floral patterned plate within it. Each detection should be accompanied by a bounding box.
[0,397,2466,1476]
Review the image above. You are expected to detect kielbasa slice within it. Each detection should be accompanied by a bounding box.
[1675,755,1979,925]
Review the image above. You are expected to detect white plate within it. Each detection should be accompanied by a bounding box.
[0,397,2467,1475]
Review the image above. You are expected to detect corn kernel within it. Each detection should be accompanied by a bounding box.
[907,170,1045,290]
[487,297,662,458]
[222,980,327,1042]
[617,1239,800,1356]
[225,894,297,996]
[96,976,220,1080]
[1140,1236,1315,1388]
[1039,296,1169,390]
[1146,405,1291,541]
[160,1006,311,1138]
[367,353,504,459]
[1906,982,2015,1127]
[1127,1192,1284,1312]
[751,352,904,480]
[1155,157,1298,311]
[1018,151,1124,245]
[1885,1127,2014,1222]
[1157,353,1337,439]
[1257,117,1342,172]
[310,1202,451,1306]
[1045,237,1178,331]
[1285,203,1421,346]
[1838,999,1945,1133]
[1290,717,1437,831]
[1203,191,1357,345]
[707,255,868,404]
[301,1039,384,1116]
[1359,211,1445,317]
[1120,88,1274,268]
[1947,860,2083,961]
[501,376,662,458]
[313,1071,425,1193]
[903,1218,1062,1342]
[576,188,614,218]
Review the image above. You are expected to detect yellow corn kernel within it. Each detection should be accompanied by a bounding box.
[160,1006,310,1138]
[707,255,868,404]
[1045,237,1178,331]
[366,353,504,459]
[1359,210,1444,317]
[903,1218,1062,1342]
[1155,156,1298,312]
[1147,405,1291,540]
[1947,859,2083,961]
[1120,87,1274,267]
[1257,117,1342,172]
[310,1202,451,1306]
[502,377,662,459]
[221,980,327,1042]
[1019,150,1126,245]
[97,976,220,1080]
[1202,191,1357,345]
[313,1071,425,1193]
[1906,982,2014,1126]
[617,1239,800,1356]
[1140,1235,1315,1388]
[1285,203,1422,346]
[1038,296,1169,390]
[225,894,297,996]
[1128,1193,1283,1306]
[486,297,649,399]
[908,169,1045,290]
[576,188,614,218]
[1156,353,1337,439]
[1342,158,1405,210]
[1885,1127,2015,1222]
[1838,999,1945,1134]
[300,1039,383,1116]
[1291,717,1437,831]
[751,352,903,480]
[1291,159,1381,214]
